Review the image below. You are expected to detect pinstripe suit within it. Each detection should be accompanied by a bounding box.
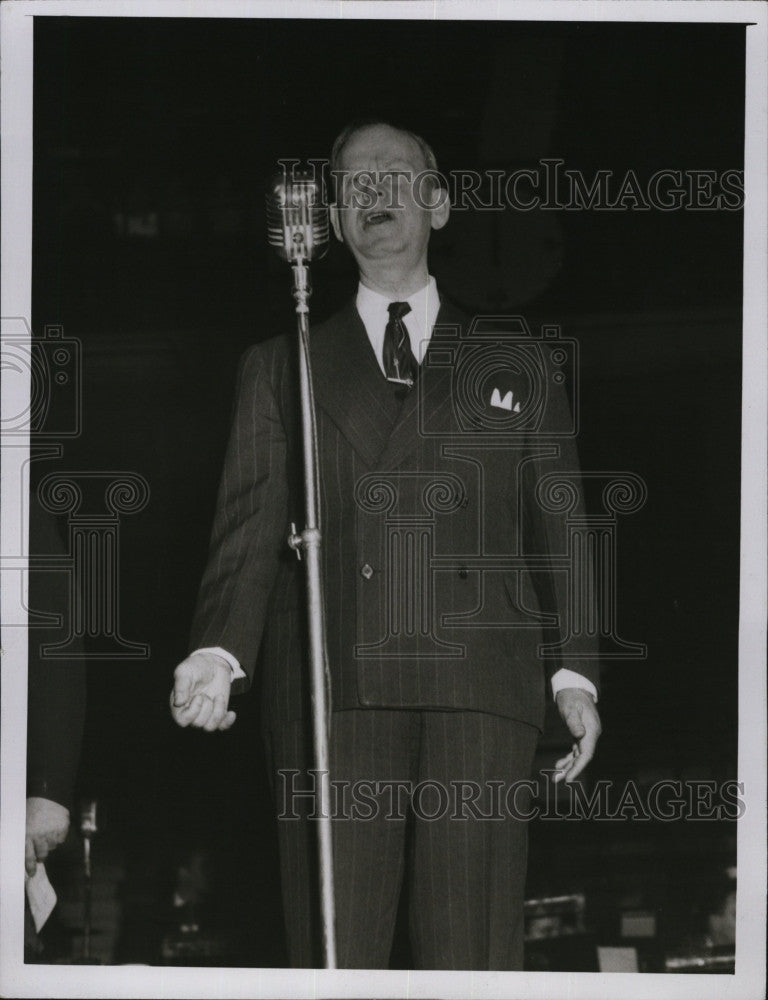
[190,294,599,968]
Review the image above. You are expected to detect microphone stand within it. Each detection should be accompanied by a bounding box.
[79,799,97,963]
[285,252,337,970]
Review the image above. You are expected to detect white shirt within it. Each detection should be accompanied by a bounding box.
[198,274,597,703]
[355,275,440,370]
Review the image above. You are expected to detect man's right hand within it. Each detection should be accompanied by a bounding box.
[170,651,236,732]
[25,797,70,877]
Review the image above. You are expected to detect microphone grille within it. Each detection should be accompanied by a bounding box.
[266,169,330,262]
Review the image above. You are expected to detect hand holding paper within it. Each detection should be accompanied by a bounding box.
[25,863,57,933]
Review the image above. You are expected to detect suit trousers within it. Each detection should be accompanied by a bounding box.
[265,707,539,970]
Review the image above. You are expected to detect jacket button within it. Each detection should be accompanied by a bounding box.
[458,567,468,579]
[361,563,374,580]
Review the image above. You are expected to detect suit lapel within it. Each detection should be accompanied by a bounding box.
[311,299,401,467]
[377,297,467,470]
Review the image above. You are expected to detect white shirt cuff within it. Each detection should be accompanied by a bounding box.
[551,668,598,703]
[193,647,247,681]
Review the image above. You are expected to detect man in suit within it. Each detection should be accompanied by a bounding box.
[170,121,601,970]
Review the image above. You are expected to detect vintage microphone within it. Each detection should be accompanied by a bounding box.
[266,166,337,969]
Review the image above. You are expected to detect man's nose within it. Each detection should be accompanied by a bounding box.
[375,172,401,208]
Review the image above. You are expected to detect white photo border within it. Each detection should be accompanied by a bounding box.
[1,2,765,998]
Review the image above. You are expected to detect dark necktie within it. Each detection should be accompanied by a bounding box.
[382,301,417,388]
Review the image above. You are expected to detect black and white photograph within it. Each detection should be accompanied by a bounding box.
[1,2,766,998]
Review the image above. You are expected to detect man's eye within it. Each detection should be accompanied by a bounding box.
[344,176,377,209]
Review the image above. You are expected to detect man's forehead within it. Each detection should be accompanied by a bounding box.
[338,125,426,170]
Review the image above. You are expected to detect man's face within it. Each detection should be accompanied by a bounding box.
[330,124,449,272]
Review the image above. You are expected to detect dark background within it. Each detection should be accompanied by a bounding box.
[30,17,743,967]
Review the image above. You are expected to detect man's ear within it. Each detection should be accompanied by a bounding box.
[330,204,344,243]
[429,189,450,232]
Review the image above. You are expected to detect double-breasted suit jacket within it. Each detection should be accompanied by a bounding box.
[190,294,599,737]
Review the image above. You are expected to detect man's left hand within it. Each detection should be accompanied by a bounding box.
[554,688,602,784]
[25,797,70,876]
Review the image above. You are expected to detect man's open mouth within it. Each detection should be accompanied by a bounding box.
[363,209,394,226]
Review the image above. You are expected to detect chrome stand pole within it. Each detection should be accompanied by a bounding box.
[286,256,337,969]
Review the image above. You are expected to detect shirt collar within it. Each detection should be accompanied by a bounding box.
[355,275,440,366]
